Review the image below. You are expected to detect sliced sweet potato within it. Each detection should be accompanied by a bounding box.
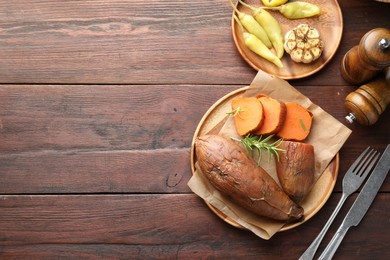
[276,141,315,203]
[254,96,287,135]
[195,134,304,221]
[231,97,264,136]
[276,102,313,141]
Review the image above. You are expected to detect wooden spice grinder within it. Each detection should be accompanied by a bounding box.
[340,28,390,85]
[345,67,390,125]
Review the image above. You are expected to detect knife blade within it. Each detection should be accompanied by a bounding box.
[319,144,390,260]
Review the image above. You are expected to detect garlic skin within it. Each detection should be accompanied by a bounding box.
[284,24,324,63]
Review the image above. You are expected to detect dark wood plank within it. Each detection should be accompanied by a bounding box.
[0,0,253,85]
[0,149,192,194]
[0,1,388,85]
[1,84,388,153]
[0,84,237,152]
[0,194,389,259]
[1,146,389,194]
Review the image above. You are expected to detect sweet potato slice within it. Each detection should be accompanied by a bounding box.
[195,134,304,221]
[276,102,313,141]
[254,96,287,135]
[231,97,264,136]
[276,141,315,203]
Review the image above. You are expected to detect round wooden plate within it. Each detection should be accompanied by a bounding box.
[190,87,339,231]
[232,0,343,79]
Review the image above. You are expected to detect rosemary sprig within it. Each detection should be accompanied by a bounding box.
[226,106,244,117]
[238,134,285,166]
[299,118,307,132]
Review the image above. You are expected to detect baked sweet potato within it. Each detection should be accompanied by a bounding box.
[276,102,313,141]
[276,141,315,203]
[195,134,303,221]
[254,95,287,135]
[231,97,264,136]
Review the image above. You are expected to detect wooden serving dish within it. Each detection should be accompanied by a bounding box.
[232,0,343,79]
[190,87,339,232]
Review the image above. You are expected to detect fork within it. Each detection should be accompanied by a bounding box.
[299,147,380,260]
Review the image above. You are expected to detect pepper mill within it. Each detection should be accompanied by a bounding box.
[345,67,390,125]
[340,28,390,85]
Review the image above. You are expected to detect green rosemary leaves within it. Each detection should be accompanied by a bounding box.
[238,134,284,166]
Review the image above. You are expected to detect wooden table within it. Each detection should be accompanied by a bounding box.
[0,1,389,259]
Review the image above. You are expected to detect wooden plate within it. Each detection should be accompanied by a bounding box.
[190,87,339,231]
[232,0,343,79]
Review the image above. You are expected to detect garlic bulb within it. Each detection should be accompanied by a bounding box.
[284,24,324,63]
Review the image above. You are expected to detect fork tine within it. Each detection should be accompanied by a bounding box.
[349,147,371,172]
[353,148,376,174]
[359,151,380,178]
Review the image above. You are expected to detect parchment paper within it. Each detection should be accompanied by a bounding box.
[188,70,352,239]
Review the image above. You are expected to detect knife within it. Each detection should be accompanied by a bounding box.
[319,144,390,260]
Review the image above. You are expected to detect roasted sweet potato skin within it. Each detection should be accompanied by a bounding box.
[195,134,303,221]
[276,141,315,203]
